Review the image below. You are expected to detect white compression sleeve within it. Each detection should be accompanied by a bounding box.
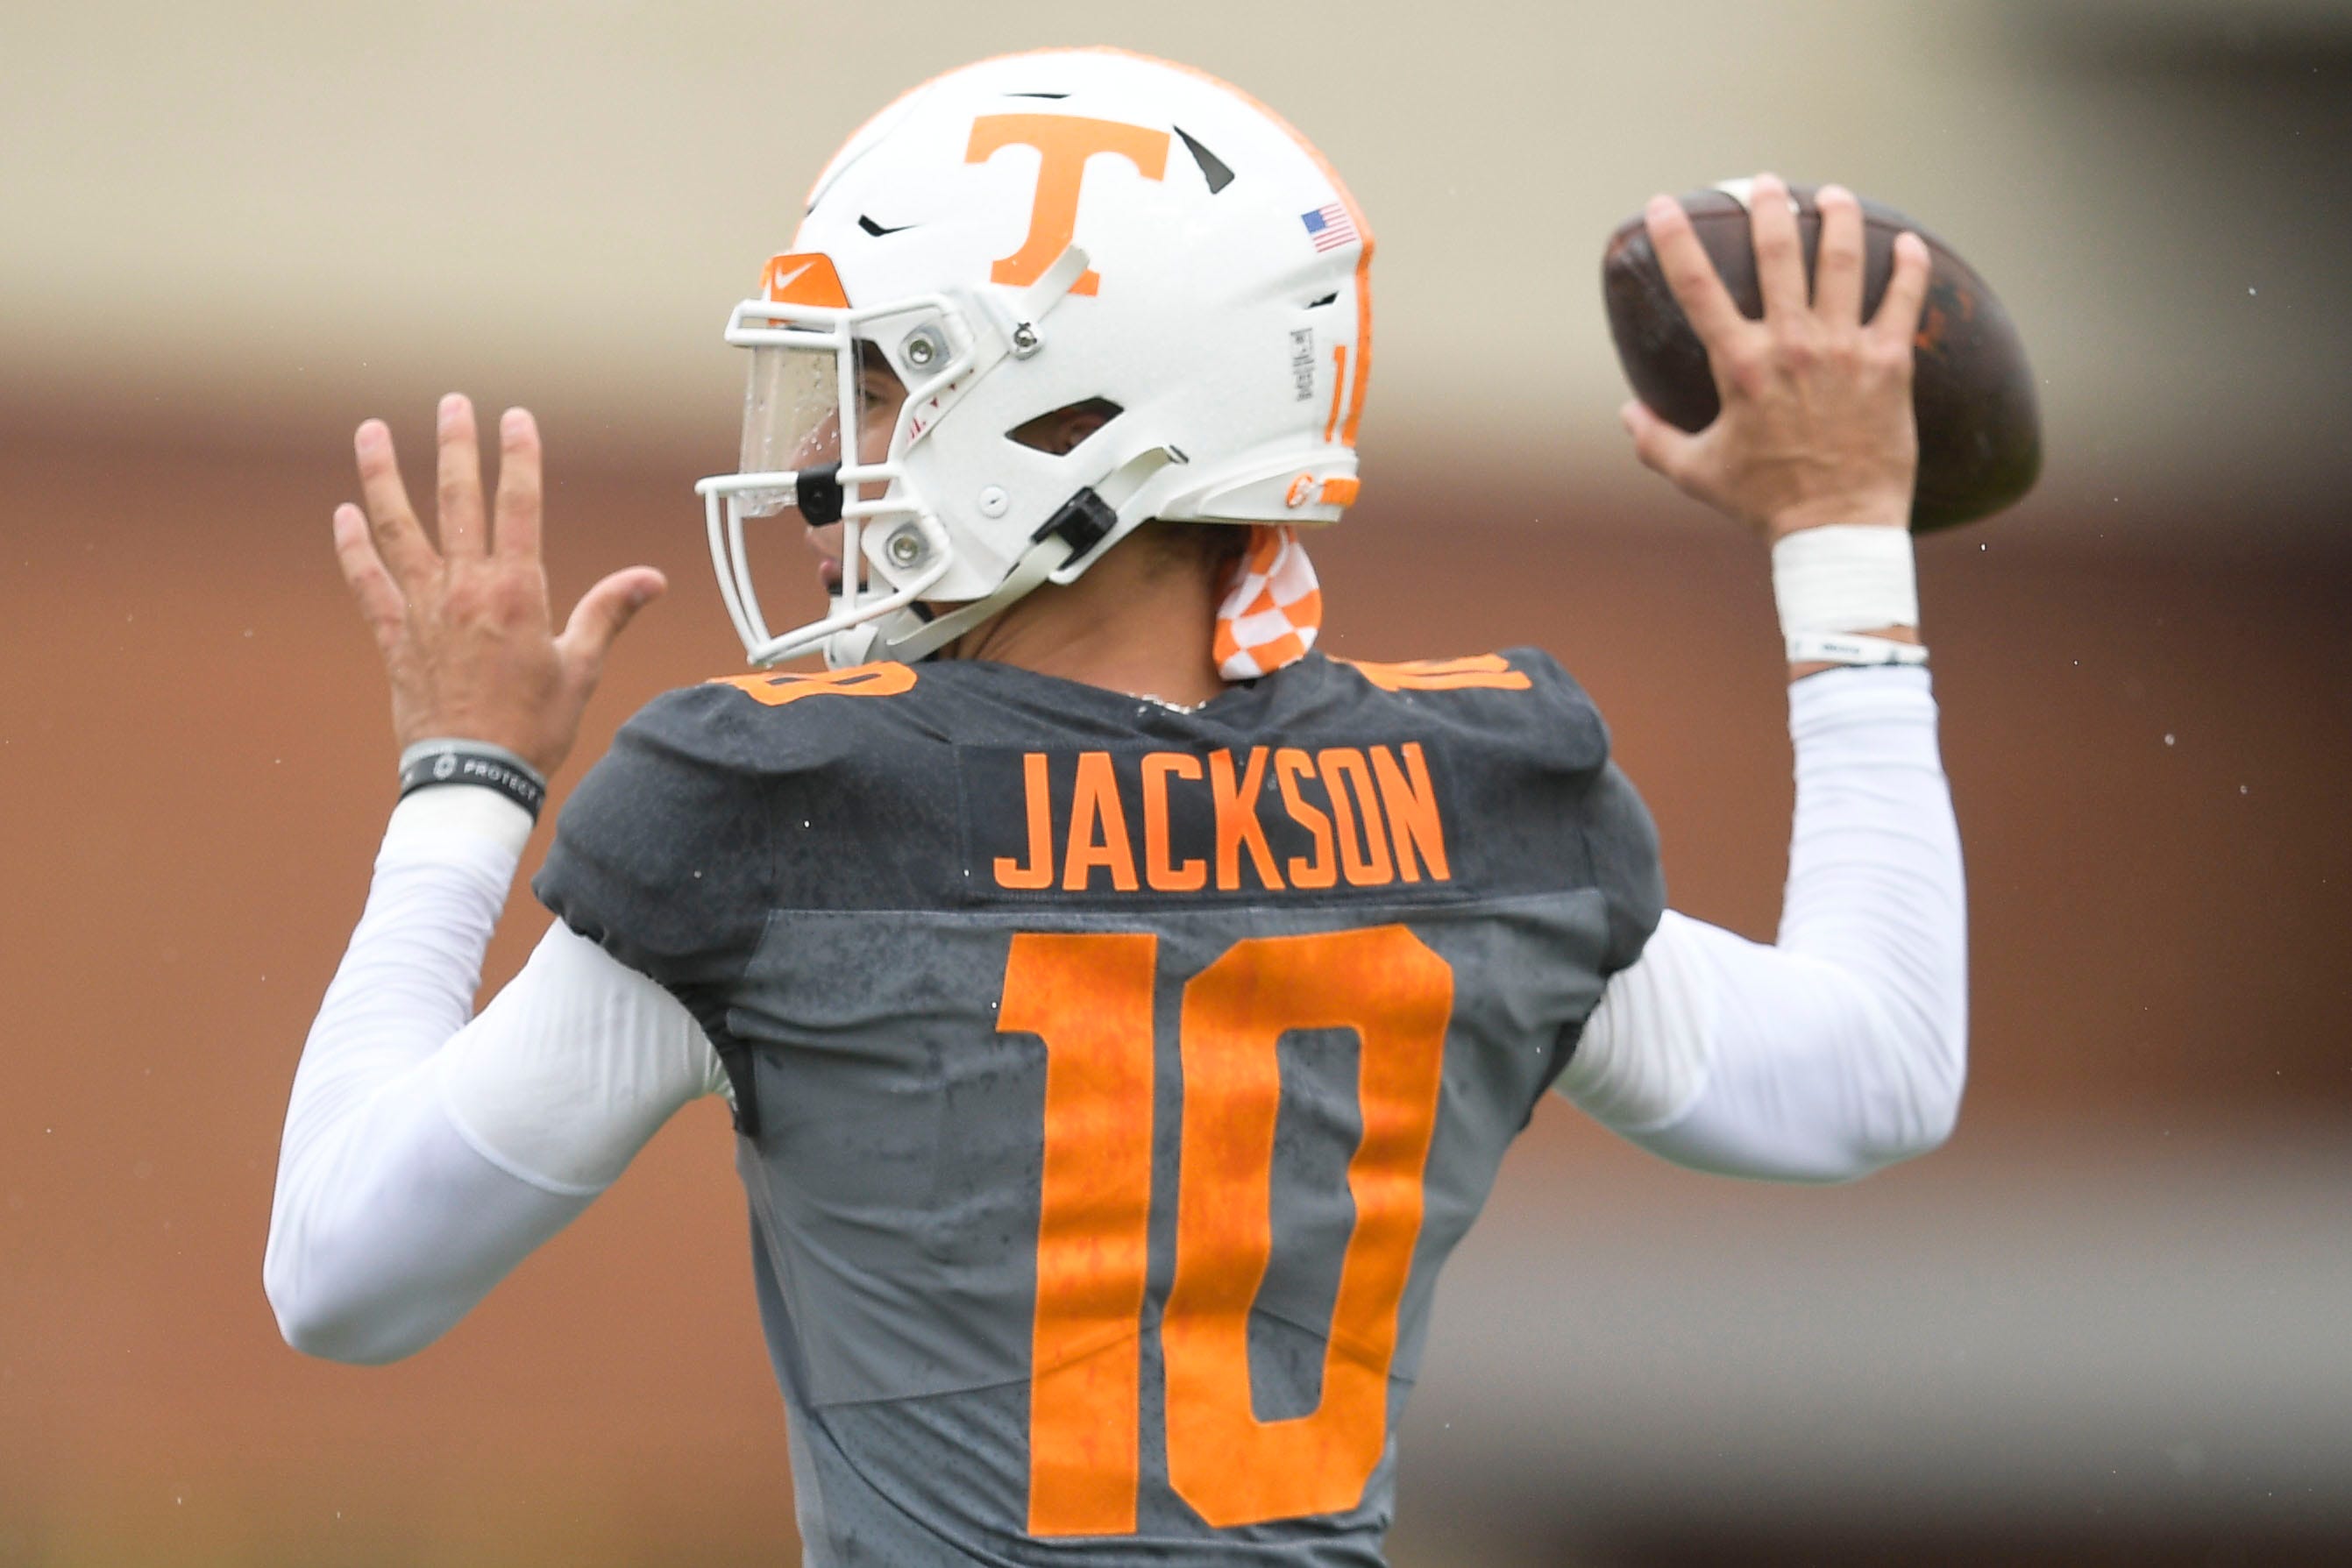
[1555,666,1965,1181]
[264,789,723,1364]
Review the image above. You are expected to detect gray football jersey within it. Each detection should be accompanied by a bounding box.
[536,649,1661,1565]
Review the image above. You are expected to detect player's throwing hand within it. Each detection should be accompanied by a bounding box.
[1620,173,1933,542]
[331,394,666,777]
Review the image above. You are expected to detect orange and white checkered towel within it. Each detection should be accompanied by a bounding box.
[1213,525,1323,681]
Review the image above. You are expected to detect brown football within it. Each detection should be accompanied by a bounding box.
[1602,182,2041,531]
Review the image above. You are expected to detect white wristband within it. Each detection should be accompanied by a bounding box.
[1785,630,1929,667]
[1773,525,1920,638]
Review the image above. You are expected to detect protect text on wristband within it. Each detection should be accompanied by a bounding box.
[396,740,548,820]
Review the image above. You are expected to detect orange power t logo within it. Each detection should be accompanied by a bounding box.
[966,113,1170,297]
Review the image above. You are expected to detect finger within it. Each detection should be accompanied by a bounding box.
[1644,194,1750,351]
[1619,399,1701,486]
[1747,173,1808,321]
[435,393,487,560]
[492,407,543,564]
[353,418,437,585]
[331,502,408,645]
[1871,231,1934,349]
[1813,183,1865,324]
[556,567,668,674]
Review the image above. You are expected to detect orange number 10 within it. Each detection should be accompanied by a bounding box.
[998,926,1454,1536]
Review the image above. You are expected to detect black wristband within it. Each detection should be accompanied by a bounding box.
[397,740,548,820]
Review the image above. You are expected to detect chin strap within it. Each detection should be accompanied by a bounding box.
[828,445,1184,669]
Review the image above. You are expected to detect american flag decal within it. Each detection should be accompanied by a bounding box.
[1300,202,1359,252]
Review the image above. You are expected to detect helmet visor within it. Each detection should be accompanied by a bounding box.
[735,337,867,517]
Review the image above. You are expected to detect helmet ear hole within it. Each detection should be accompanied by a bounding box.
[1005,398,1125,457]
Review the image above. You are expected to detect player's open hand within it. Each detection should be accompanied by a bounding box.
[1620,174,1932,542]
[332,394,666,777]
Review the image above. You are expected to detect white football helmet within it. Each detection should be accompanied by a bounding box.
[695,47,1375,669]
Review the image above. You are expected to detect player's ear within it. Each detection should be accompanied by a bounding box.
[1006,398,1124,458]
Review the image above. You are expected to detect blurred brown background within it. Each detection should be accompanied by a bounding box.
[4,3,2348,1564]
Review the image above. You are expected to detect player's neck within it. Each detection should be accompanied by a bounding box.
[947,534,1226,708]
